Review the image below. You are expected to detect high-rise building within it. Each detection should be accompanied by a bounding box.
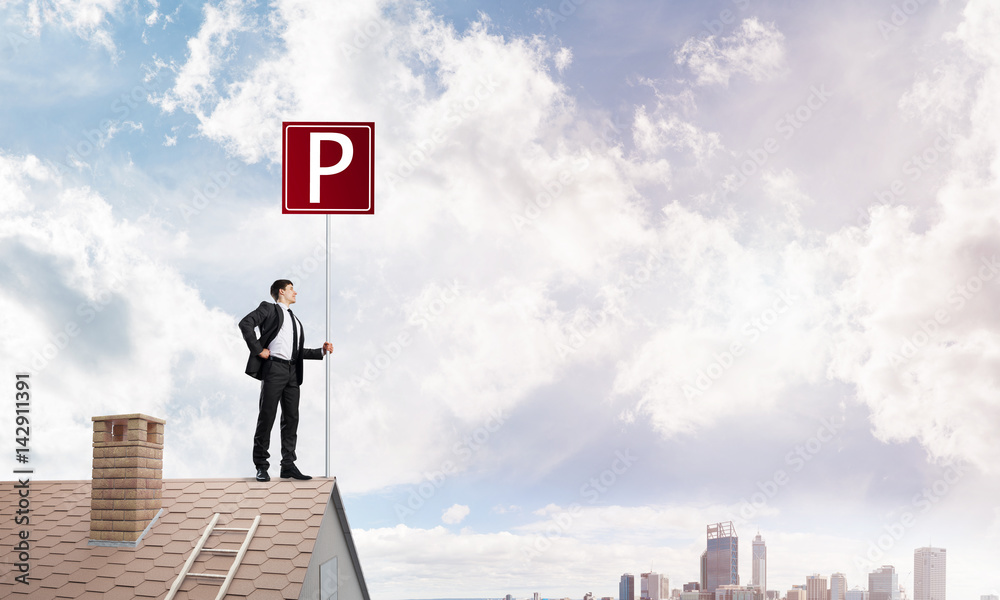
[914,547,946,600]
[535,594,541,600]
[642,573,670,600]
[707,522,739,593]
[830,574,847,600]
[685,583,702,592]
[752,533,766,597]
[789,586,807,600]
[807,574,828,600]
[640,573,670,600]
[846,588,869,600]
[701,551,708,590]
[869,566,900,600]
[622,573,636,600]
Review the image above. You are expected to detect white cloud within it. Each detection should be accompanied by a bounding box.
[2,0,126,55]
[441,503,470,524]
[675,17,787,86]
[826,0,1000,473]
[0,152,252,480]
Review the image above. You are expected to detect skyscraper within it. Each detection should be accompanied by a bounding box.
[622,573,636,600]
[830,573,847,600]
[700,551,708,590]
[707,521,739,593]
[752,533,766,597]
[914,547,946,600]
[641,573,670,600]
[807,574,828,600]
[869,566,900,600]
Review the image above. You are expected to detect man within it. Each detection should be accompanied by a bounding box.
[239,279,333,482]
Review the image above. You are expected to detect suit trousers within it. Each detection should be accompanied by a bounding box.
[252,360,299,470]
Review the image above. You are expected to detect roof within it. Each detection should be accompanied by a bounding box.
[0,477,370,600]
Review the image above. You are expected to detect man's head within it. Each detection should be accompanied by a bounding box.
[270,279,297,305]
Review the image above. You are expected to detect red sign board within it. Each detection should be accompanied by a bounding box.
[282,122,374,214]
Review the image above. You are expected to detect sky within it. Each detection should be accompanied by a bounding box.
[1,0,999,598]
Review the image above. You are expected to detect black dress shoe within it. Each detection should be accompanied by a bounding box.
[280,465,312,480]
[256,467,270,482]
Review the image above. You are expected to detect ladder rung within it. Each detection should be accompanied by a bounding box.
[202,548,239,554]
[188,573,227,579]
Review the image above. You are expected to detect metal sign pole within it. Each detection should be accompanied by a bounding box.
[325,214,331,478]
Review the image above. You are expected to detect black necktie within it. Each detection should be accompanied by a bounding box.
[288,309,299,360]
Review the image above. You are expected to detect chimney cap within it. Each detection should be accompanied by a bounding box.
[92,413,166,424]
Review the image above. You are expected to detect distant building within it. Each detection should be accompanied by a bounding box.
[642,572,670,600]
[788,586,806,600]
[752,534,767,597]
[707,522,739,593]
[830,574,847,600]
[914,547,946,600]
[869,566,900,600]
[701,551,709,590]
[981,596,999,600]
[622,574,637,600]
[716,585,757,600]
[535,594,541,600]
[585,593,594,600]
[686,584,703,593]
[807,574,828,600]
[846,587,869,600]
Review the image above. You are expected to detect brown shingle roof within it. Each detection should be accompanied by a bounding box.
[0,478,351,599]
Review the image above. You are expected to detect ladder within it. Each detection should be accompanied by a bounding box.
[164,512,262,600]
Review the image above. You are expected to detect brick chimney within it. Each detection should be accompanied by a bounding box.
[89,413,165,544]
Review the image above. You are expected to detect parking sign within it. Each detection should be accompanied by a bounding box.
[282,122,375,214]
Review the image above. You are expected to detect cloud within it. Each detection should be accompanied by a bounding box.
[2,0,126,55]
[675,17,787,86]
[442,503,470,524]
[0,152,253,480]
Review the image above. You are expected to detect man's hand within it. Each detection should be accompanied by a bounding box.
[259,348,270,359]
[323,342,333,354]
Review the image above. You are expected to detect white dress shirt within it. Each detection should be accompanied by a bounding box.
[267,303,298,360]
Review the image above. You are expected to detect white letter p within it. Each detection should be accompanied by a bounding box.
[310,132,353,203]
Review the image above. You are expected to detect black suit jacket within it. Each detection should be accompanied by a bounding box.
[239,301,323,386]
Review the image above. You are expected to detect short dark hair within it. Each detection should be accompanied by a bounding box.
[270,279,294,301]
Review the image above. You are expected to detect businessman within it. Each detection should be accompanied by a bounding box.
[239,279,333,482]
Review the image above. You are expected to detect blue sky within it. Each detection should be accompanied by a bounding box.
[2,0,1000,598]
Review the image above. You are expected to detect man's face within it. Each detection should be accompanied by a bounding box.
[280,284,297,304]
